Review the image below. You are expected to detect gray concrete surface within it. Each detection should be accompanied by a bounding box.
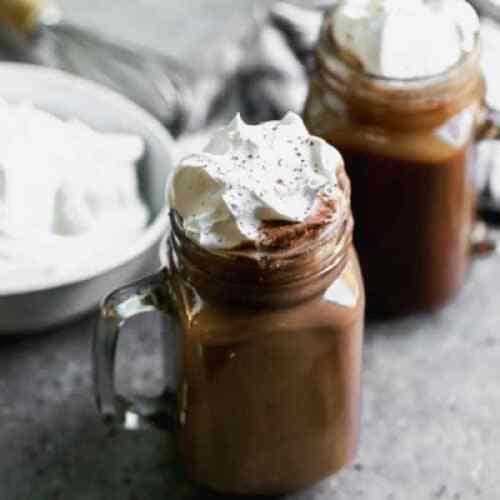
[1,2,500,499]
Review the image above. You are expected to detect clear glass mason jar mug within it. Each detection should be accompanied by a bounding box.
[93,210,365,495]
[304,14,500,316]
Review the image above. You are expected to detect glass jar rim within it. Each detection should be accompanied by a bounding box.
[167,209,352,289]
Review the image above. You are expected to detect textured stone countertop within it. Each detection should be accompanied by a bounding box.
[1,2,500,500]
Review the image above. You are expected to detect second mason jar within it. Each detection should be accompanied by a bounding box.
[304,12,498,316]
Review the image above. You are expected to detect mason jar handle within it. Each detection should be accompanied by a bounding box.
[476,106,500,142]
[92,269,178,432]
[472,105,500,256]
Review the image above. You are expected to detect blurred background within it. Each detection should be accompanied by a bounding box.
[1,1,500,500]
[56,0,270,55]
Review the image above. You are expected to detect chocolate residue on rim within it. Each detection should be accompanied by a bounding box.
[258,198,338,250]
[232,164,351,253]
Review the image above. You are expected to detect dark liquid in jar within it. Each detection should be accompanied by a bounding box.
[335,145,475,316]
[178,263,363,494]
[166,208,365,494]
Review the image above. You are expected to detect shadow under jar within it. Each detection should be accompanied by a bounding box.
[304,15,499,317]
[94,210,365,495]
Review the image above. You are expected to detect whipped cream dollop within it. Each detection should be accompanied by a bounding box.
[0,100,149,292]
[332,0,480,79]
[168,112,346,249]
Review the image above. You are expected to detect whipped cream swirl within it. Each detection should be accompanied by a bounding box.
[332,0,479,79]
[168,112,346,249]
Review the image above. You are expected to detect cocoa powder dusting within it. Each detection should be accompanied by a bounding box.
[231,164,350,253]
[258,198,337,250]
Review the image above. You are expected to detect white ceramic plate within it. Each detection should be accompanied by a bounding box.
[0,63,176,333]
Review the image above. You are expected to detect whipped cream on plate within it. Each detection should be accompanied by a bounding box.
[0,100,149,293]
[331,0,480,79]
[168,112,346,249]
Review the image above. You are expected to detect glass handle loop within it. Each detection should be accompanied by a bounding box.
[92,269,178,432]
[471,220,499,257]
[477,105,500,141]
[473,106,500,255]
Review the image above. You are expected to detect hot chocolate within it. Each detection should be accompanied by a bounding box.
[304,2,487,315]
[94,113,365,495]
[166,113,364,493]
[167,206,363,494]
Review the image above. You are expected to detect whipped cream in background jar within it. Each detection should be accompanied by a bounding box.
[93,113,365,495]
[304,0,500,317]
